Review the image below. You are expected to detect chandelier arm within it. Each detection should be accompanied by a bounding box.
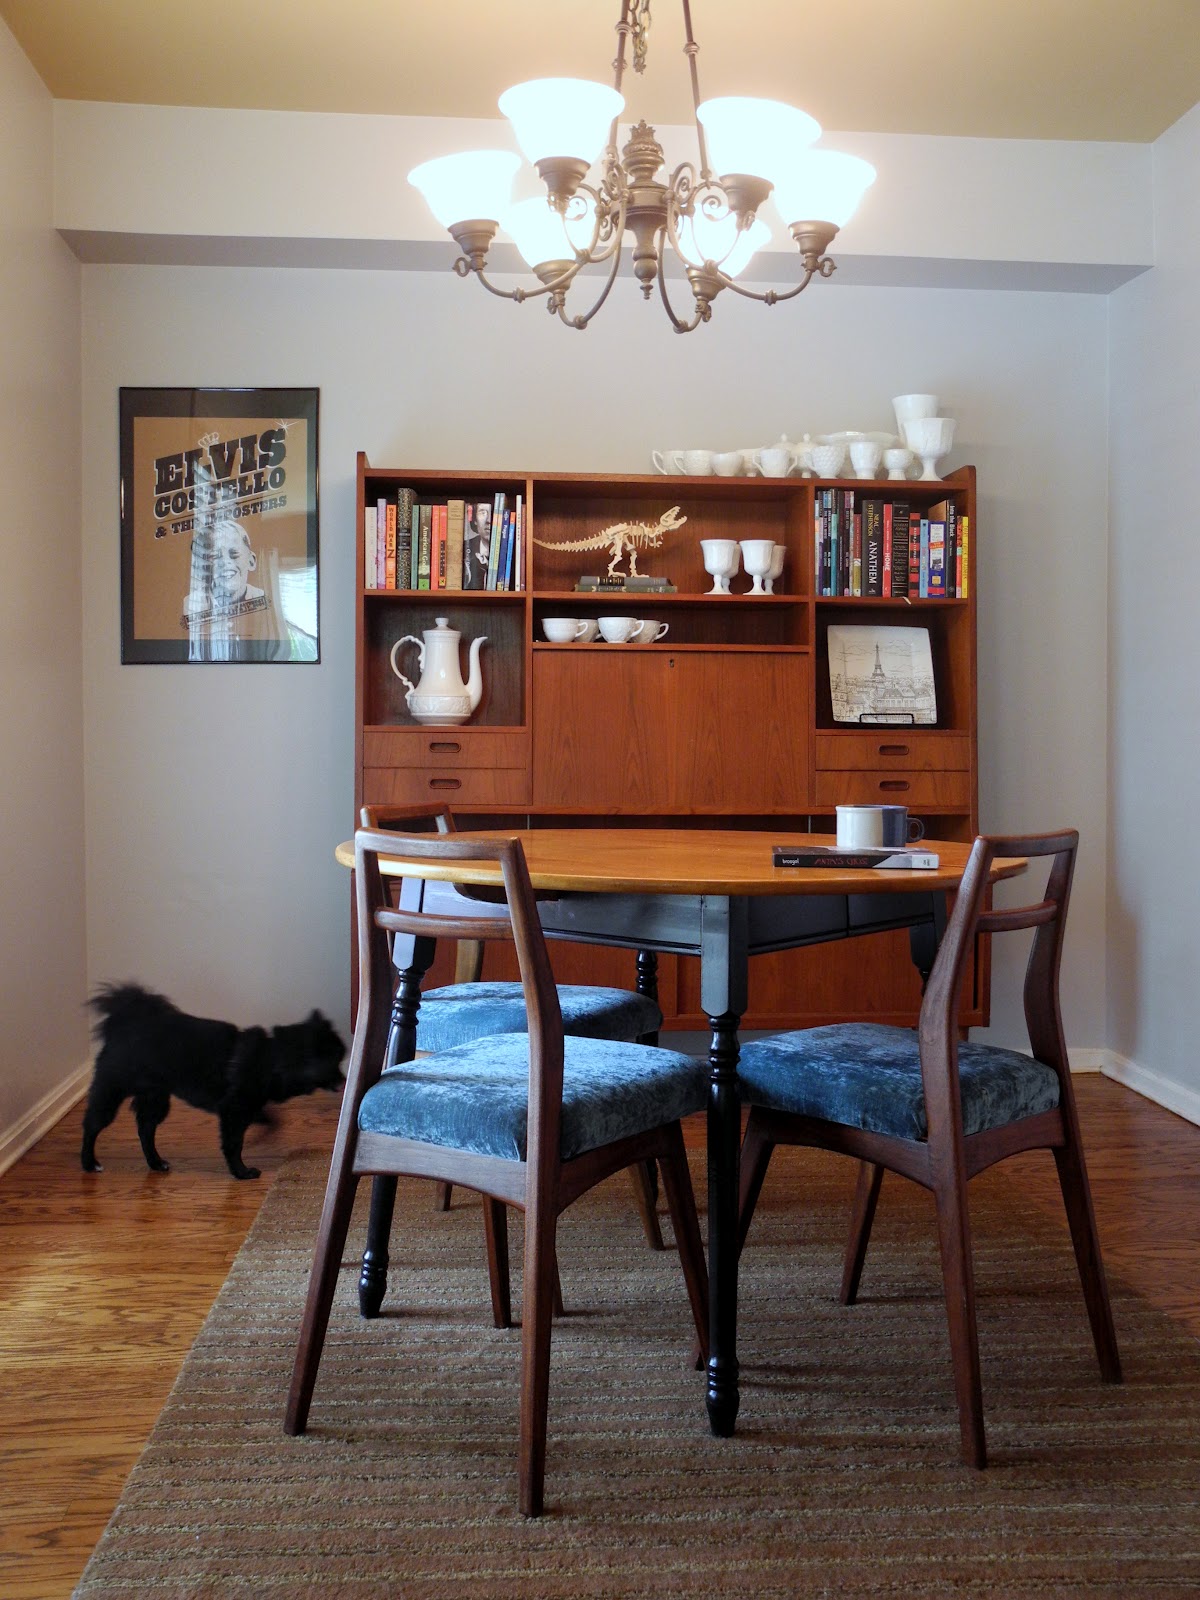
[573,180,628,266]
[554,226,629,329]
[717,263,825,304]
[469,264,563,303]
[654,227,709,334]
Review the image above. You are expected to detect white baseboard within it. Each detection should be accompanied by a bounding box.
[1067,1047,1106,1073]
[1098,1050,1200,1128]
[0,1060,92,1177]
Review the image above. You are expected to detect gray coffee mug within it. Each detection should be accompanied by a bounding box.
[880,805,925,848]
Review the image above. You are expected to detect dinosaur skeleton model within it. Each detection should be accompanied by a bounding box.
[532,506,687,580]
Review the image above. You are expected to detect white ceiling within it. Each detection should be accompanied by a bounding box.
[3,0,1199,144]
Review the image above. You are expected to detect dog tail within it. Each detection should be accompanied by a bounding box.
[88,982,174,1035]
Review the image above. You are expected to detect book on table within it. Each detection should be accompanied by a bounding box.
[772,846,941,870]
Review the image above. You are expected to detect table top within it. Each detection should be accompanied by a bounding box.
[335,828,1026,898]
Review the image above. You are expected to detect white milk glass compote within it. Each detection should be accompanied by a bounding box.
[700,538,740,594]
[903,416,956,481]
[764,544,785,594]
[739,538,775,595]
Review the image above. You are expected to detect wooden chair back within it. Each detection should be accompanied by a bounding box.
[359,803,483,983]
[353,826,565,1180]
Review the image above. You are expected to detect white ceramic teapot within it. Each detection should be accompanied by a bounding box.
[389,616,487,726]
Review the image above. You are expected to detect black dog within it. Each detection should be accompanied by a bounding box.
[81,983,345,1180]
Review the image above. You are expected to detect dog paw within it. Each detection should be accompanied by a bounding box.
[148,1158,171,1173]
[81,1158,102,1173]
[233,1166,261,1181]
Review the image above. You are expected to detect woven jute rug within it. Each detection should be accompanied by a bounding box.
[74,1145,1200,1598]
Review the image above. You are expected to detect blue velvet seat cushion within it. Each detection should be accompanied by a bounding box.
[736,1022,1061,1142]
[359,1033,705,1162]
[415,982,662,1053]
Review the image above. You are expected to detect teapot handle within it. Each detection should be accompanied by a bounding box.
[389,636,423,698]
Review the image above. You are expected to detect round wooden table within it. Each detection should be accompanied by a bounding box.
[337,827,1025,1436]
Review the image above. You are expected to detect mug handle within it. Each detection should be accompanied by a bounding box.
[573,620,588,640]
[629,621,646,641]
[907,817,925,843]
[651,622,669,642]
[667,451,685,474]
[651,450,667,474]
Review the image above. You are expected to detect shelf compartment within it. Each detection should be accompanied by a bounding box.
[532,593,809,648]
[363,601,525,727]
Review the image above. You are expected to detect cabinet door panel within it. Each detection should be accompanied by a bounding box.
[669,652,811,811]
[533,653,673,810]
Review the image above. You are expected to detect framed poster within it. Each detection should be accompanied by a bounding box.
[119,387,319,663]
[827,624,937,724]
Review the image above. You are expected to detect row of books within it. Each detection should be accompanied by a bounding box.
[815,490,969,599]
[364,488,524,592]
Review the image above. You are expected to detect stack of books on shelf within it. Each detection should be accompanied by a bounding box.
[815,489,968,600]
[364,488,523,592]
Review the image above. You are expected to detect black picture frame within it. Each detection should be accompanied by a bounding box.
[119,386,320,663]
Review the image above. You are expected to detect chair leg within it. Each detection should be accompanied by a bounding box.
[482,1196,512,1329]
[932,1178,986,1469]
[841,1161,885,1305]
[433,1180,452,1211]
[737,1111,775,1255]
[1052,1140,1122,1383]
[285,1159,362,1436]
[657,1123,710,1364]
[628,1158,665,1250]
[359,1176,397,1318]
[518,1199,558,1518]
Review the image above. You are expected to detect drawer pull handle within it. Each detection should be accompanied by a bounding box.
[429,778,462,791]
[429,741,462,754]
[878,743,910,756]
[879,779,910,792]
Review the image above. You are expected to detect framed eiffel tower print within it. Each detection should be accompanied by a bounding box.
[827,624,937,725]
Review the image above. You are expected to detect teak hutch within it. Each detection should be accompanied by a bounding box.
[353,453,981,1031]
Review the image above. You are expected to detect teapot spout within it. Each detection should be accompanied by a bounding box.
[466,635,487,713]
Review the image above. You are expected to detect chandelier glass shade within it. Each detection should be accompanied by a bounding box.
[408,1,876,333]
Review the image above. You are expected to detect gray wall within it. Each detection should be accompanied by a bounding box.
[80,264,1109,1051]
[1107,101,1200,1120]
[0,21,87,1164]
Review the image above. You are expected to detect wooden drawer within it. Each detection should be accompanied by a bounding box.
[815,732,971,771]
[362,765,531,807]
[363,727,529,770]
[814,769,972,809]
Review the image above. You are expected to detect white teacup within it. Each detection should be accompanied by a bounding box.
[542,617,587,643]
[651,450,684,474]
[753,445,795,478]
[634,620,669,643]
[576,618,601,642]
[849,439,883,479]
[711,451,744,477]
[672,449,715,476]
[598,616,646,644]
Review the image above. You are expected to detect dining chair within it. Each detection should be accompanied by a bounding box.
[355,803,666,1327]
[734,829,1122,1467]
[285,826,709,1516]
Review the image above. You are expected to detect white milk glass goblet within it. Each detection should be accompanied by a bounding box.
[700,538,740,594]
[764,544,785,594]
[740,538,775,595]
[903,416,956,481]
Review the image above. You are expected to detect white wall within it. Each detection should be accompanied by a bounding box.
[0,20,87,1167]
[81,263,1109,1052]
[1106,102,1200,1122]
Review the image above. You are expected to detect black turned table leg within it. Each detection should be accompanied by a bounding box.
[705,1008,742,1436]
[359,948,426,1318]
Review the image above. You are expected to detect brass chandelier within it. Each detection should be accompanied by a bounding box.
[409,0,876,333]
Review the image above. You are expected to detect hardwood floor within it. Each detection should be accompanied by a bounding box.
[1,1074,1198,1598]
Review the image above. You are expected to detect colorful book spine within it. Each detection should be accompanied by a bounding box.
[395,487,414,590]
[445,498,465,592]
[851,509,862,596]
[496,510,512,591]
[882,503,894,598]
[375,497,387,588]
[918,517,930,598]
[891,503,911,597]
[927,518,946,598]
[384,500,397,589]
[862,499,883,597]
[513,495,523,590]
[829,491,840,597]
[409,504,420,589]
[841,490,855,597]
[364,506,377,589]
[908,508,921,598]
[417,503,432,591]
[486,493,507,590]
[958,513,969,599]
